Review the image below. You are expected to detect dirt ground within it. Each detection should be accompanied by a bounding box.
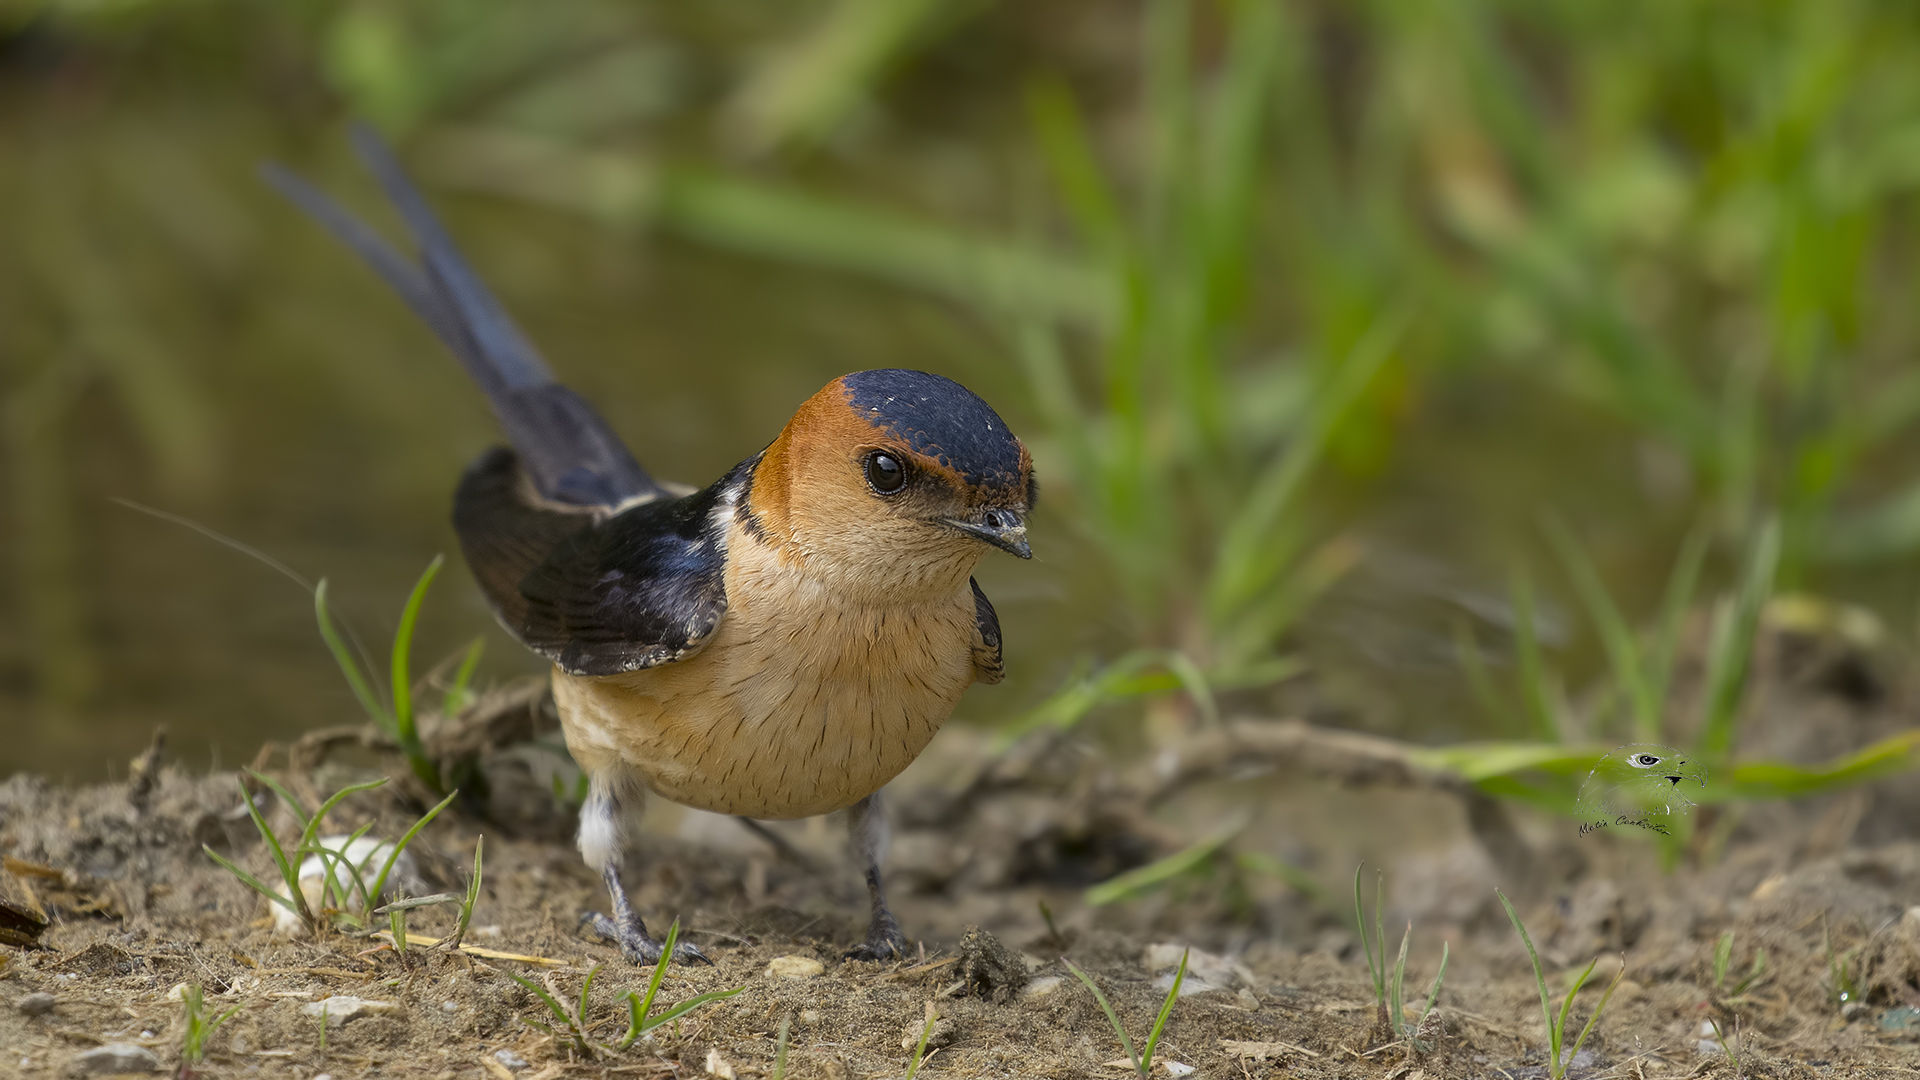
[4,637,1920,1080]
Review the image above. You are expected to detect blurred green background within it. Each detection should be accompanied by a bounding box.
[6,0,1920,783]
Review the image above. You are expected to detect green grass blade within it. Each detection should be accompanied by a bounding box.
[654,167,1118,329]
[304,821,378,916]
[902,1006,933,1076]
[296,777,389,853]
[1647,525,1709,711]
[390,556,444,791]
[233,776,311,927]
[1555,956,1600,1071]
[1391,922,1411,1035]
[245,769,310,832]
[1733,949,1767,997]
[1235,852,1334,910]
[1496,890,1556,1073]
[315,579,392,733]
[577,963,601,1036]
[365,788,458,918]
[1354,865,1381,1006]
[1420,942,1449,1023]
[1454,619,1523,736]
[1063,959,1140,1074]
[450,835,483,949]
[1697,518,1779,761]
[1713,931,1733,987]
[507,969,579,1046]
[1373,870,1387,1018]
[202,845,303,916]
[643,986,748,1032]
[1543,515,1654,739]
[1085,816,1244,906]
[1139,948,1187,1072]
[621,919,680,1046]
[1567,959,1627,1065]
[442,638,485,717]
[1027,79,1127,258]
[1509,571,1560,743]
[773,1017,789,1080]
[1211,317,1401,619]
[1160,651,1219,728]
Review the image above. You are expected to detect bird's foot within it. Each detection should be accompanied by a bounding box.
[844,916,908,963]
[581,912,713,965]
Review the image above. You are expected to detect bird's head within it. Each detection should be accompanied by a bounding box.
[746,369,1035,595]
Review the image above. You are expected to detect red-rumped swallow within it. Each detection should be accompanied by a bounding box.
[265,129,1033,964]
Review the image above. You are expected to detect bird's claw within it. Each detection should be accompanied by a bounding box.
[844,921,908,963]
[582,912,713,966]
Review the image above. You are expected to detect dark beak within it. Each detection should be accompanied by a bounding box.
[944,510,1031,559]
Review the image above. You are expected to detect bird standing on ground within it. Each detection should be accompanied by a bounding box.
[267,129,1034,964]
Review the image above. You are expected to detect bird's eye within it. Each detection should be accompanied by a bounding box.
[1634,754,1660,767]
[865,451,906,494]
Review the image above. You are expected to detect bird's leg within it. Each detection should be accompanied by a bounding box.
[576,772,710,965]
[735,817,819,872]
[844,793,907,962]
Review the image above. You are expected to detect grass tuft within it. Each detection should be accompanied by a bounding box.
[202,771,458,936]
[178,982,244,1071]
[1063,947,1187,1079]
[1497,889,1625,1080]
[315,556,449,795]
[617,920,747,1048]
[447,834,484,951]
[1354,864,1448,1048]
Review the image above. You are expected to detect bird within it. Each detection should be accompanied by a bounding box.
[264,128,1034,964]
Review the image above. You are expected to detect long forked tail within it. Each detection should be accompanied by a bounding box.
[262,124,664,508]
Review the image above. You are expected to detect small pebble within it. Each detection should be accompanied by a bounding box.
[764,955,825,979]
[442,1000,459,1012]
[314,1074,333,1080]
[65,1043,161,1076]
[16,992,56,1016]
[492,1049,529,1071]
[301,996,400,1028]
[1020,976,1062,1000]
[798,1009,822,1025]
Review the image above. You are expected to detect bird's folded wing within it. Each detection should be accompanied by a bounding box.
[970,577,1004,684]
[456,448,740,676]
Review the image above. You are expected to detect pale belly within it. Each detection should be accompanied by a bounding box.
[550,590,979,819]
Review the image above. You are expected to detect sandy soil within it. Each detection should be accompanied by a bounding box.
[3,669,1920,1079]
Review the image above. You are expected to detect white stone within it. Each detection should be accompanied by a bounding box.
[300,995,400,1027]
[763,956,825,979]
[1021,975,1063,999]
[271,836,420,937]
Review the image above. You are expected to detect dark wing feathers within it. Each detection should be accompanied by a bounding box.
[264,126,663,508]
[969,577,1004,684]
[454,449,738,677]
[269,130,733,673]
